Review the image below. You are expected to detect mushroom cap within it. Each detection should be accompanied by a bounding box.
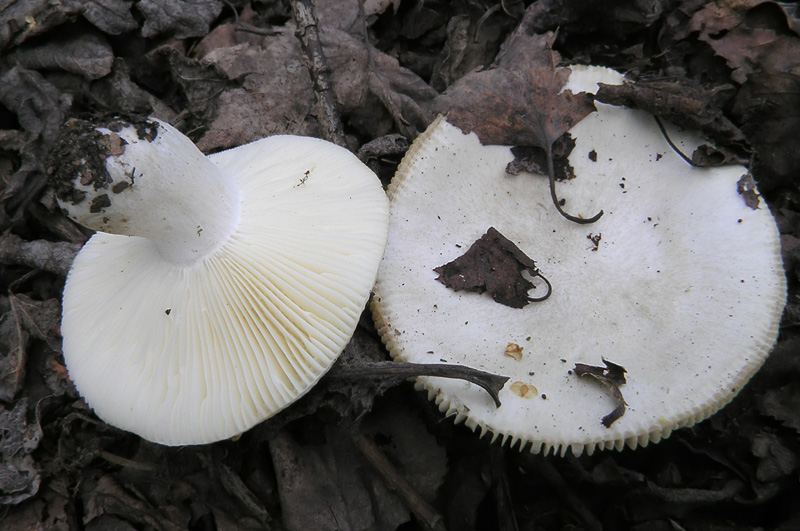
[371,66,786,456]
[62,134,389,445]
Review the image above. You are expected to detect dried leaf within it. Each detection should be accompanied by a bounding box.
[0,0,84,51]
[0,67,69,230]
[434,227,551,309]
[690,1,800,184]
[82,475,187,530]
[269,429,370,531]
[82,0,137,35]
[139,0,223,38]
[504,343,523,362]
[757,383,800,433]
[573,359,628,427]
[432,31,601,224]
[737,173,760,210]
[510,381,538,398]
[322,27,437,138]
[433,32,594,151]
[505,134,577,180]
[0,398,42,505]
[8,33,114,80]
[190,26,326,151]
[751,432,798,482]
[0,301,25,402]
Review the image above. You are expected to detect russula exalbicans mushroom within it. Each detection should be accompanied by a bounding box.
[371,66,786,456]
[50,116,389,445]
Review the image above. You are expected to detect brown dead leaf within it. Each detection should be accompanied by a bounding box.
[757,383,800,433]
[138,0,223,39]
[322,27,437,138]
[573,359,628,428]
[185,27,319,151]
[7,33,114,80]
[434,227,551,309]
[0,300,26,403]
[82,475,187,530]
[690,1,800,184]
[0,398,42,505]
[433,31,594,151]
[433,31,602,224]
[82,0,138,35]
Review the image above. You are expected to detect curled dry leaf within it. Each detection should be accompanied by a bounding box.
[573,359,628,428]
[434,227,551,309]
[504,343,523,362]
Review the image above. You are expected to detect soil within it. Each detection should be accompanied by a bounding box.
[2,1,800,530]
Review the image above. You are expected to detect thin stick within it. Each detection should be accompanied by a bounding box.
[327,361,509,407]
[290,0,348,148]
[654,116,694,166]
[351,433,447,531]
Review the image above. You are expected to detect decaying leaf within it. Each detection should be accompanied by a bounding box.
[510,381,537,398]
[0,0,84,51]
[505,134,577,180]
[0,299,25,403]
[7,33,114,80]
[737,173,760,210]
[82,0,138,35]
[192,28,319,151]
[690,0,800,185]
[433,31,601,224]
[434,31,594,152]
[573,359,628,427]
[0,398,42,505]
[757,384,800,433]
[434,227,551,309]
[0,67,69,231]
[504,343,523,361]
[322,27,437,138]
[138,0,223,39]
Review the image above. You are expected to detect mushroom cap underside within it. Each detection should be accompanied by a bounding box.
[371,66,786,457]
[62,134,389,445]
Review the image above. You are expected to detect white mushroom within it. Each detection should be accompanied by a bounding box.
[371,66,786,456]
[52,116,389,445]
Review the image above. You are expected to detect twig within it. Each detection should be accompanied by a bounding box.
[0,233,81,275]
[490,447,520,531]
[654,115,695,166]
[216,462,275,528]
[523,455,603,531]
[327,360,509,407]
[351,433,447,531]
[290,0,348,148]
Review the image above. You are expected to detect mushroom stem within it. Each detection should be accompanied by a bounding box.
[51,117,241,267]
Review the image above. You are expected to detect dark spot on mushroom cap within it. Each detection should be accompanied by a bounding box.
[112,181,130,194]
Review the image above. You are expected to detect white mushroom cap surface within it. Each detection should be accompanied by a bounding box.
[371,66,786,456]
[58,118,389,445]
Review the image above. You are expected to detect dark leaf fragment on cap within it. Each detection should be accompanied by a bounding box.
[434,227,548,309]
[574,358,628,427]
